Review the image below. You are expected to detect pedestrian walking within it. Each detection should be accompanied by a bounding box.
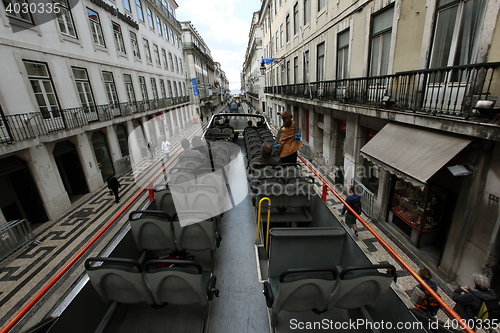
[161,138,171,160]
[341,186,362,236]
[411,267,440,316]
[147,140,155,159]
[107,170,121,204]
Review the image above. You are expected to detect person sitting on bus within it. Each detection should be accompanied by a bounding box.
[250,142,278,172]
[179,138,204,162]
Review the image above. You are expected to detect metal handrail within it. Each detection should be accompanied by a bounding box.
[298,155,476,333]
[255,197,271,248]
[0,96,190,144]
[265,62,500,119]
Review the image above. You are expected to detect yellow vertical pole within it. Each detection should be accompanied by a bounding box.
[256,197,271,245]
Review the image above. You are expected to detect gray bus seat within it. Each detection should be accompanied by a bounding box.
[268,228,346,277]
[129,210,176,257]
[154,187,179,219]
[173,212,220,269]
[169,168,196,185]
[144,259,219,318]
[326,264,397,310]
[263,268,337,327]
[262,228,345,327]
[85,257,155,306]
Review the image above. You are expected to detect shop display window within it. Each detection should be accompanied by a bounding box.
[391,180,446,232]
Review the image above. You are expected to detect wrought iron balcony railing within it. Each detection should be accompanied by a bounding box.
[0,96,190,144]
[265,62,500,120]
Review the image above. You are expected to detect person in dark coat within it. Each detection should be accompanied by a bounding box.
[341,186,362,236]
[107,171,121,204]
[453,273,497,320]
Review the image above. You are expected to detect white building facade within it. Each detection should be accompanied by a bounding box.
[0,0,193,223]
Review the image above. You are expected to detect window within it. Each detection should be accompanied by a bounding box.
[3,0,33,23]
[135,0,144,22]
[139,76,148,101]
[304,0,310,26]
[169,28,174,43]
[337,29,349,79]
[369,7,393,76]
[286,60,290,84]
[318,0,326,12]
[430,0,486,70]
[87,8,105,47]
[270,37,274,57]
[153,44,160,66]
[173,80,178,97]
[143,38,152,62]
[72,67,95,111]
[174,55,179,72]
[163,23,169,40]
[123,0,131,12]
[285,14,290,43]
[177,82,182,96]
[112,22,126,53]
[102,71,119,105]
[147,7,154,30]
[54,0,77,38]
[316,42,325,82]
[167,80,173,98]
[168,52,174,70]
[160,79,166,98]
[156,16,162,36]
[280,24,284,48]
[275,31,279,52]
[123,74,136,102]
[303,50,309,83]
[150,78,158,100]
[130,31,140,58]
[293,3,299,35]
[23,61,60,119]
[162,48,168,70]
[293,56,298,83]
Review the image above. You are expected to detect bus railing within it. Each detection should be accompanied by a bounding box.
[298,155,475,333]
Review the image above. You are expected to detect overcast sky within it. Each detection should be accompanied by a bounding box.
[176,0,262,92]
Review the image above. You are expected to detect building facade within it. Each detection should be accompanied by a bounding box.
[252,0,500,287]
[242,11,265,113]
[181,21,229,119]
[0,0,197,224]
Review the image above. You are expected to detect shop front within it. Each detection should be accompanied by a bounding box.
[360,123,471,250]
[389,180,448,247]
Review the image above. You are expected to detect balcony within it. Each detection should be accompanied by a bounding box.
[265,62,500,122]
[0,96,190,144]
